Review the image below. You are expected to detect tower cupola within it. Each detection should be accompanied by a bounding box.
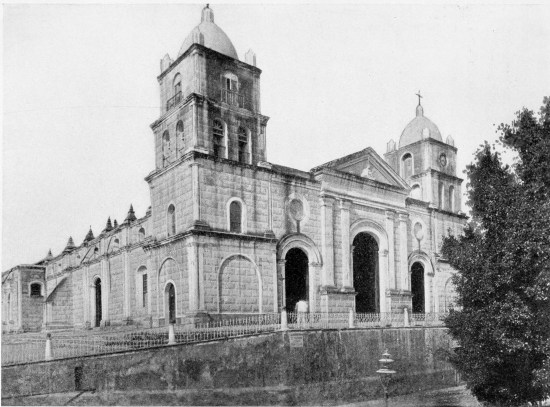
[178,5,239,60]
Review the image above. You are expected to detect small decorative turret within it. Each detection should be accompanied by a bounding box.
[202,4,214,23]
[83,227,95,244]
[103,217,113,233]
[46,249,53,260]
[63,236,76,253]
[113,219,118,228]
[124,204,137,224]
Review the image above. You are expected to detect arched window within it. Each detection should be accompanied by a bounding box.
[229,201,242,233]
[438,182,445,209]
[138,227,145,242]
[162,131,170,165]
[402,153,413,178]
[30,283,42,297]
[448,186,455,212]
[176,120,184,151]
[167,204,176,236]
[173,73,182,97]
[137,266,148,308]
[212,119,226,158]
[237,127,250,164]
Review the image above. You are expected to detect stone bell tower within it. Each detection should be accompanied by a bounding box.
[385,95,462,213]
[150,5,269,170]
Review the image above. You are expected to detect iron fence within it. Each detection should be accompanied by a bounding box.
[1,311,447,366]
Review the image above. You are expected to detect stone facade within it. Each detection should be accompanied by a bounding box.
[2,6,466,332]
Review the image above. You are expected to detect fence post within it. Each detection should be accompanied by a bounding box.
[280,310,288,331]
[403,307,410,327]
[45,333,52,361]
[168,324,176,345]
[348,308,355,328]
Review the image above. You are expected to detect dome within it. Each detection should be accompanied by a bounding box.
[178,6,238,60]
[399,104,442,148]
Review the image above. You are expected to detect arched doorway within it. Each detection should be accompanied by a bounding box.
[94,278,102,327]
[165,283,176,323]
[411,262,425,313]
[353,233,379,313]
[285,248,309,312]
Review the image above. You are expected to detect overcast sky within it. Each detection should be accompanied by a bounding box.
[2,3,550,270]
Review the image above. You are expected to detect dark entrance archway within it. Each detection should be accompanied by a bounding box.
[284,248,309,312]
[94,278,102,327]
[411,262,425,313]
[165,283,176,323]
[353,233,379,313]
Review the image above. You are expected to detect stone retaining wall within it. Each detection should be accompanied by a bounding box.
[2,327,459,405]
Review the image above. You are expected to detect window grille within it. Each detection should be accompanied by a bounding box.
[142,274,148,307]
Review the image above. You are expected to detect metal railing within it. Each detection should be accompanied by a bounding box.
[1,311,447,366]
[166,91,182,111]
[221,89,245,108]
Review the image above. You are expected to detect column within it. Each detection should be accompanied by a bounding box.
[339,199,352,288]
[424,171,433,204]
[198,245,205,311]
[308,262,322,313]
[17,275,22,330]
[379,250,389,313]
[320,195,335,287]
[385,210,396,289]
[267,175,273,232]
[146,253,153,317]
[277,259,286,310]
[123,250,130,319]
[398,213,409,290]
[101,258,109,324]
[191,100,198,147]
[272,252,278,313]
[83,266,89,323]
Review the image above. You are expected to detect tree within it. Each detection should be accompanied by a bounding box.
[442,97,550,406]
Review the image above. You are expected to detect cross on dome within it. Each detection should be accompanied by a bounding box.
[415,91,424,117]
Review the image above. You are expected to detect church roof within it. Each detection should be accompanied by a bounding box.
[178,5,238,60]
[399,103,442,148]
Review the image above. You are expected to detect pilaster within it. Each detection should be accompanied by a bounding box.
[398,213,409,290]
[83,265,89,323]
[122,250,130,319]
[339,199,352,288]
[320,195,335,288]
[277,259,286,311]
[186,239,201,312]
[100,258,109,325]
[385,210,396,290]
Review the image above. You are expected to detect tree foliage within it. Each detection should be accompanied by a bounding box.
[442,97,550,406]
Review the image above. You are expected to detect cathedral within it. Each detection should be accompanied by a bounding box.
[2,6,466,332]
